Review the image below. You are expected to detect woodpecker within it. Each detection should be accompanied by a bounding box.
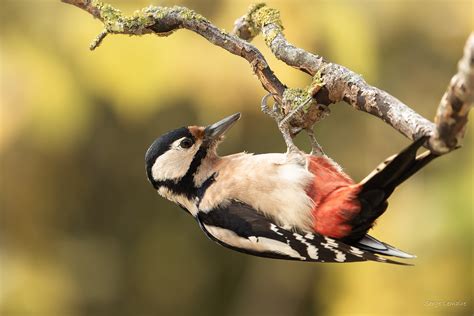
[145,113,437,264]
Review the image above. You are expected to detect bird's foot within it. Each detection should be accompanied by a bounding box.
[306,128,325,156]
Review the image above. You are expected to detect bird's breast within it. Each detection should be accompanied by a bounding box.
[198,153,315,231]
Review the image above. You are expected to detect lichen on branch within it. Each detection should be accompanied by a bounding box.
[234,3,283,46]
[84,1,209,47]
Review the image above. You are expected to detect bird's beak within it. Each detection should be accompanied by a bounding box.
[204,113,241,143]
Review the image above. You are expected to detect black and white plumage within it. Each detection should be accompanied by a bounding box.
[145,113,437,264]
[197,200,397,264]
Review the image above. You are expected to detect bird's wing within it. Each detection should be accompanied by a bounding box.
[197,200,407,264]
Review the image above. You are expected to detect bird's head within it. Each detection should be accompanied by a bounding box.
[145,113,241,192]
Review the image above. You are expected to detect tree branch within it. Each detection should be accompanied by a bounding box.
[62,1,286,100]
[62,1,473,155]
[62,0,306,149]
[233,4,473,154]
[430,34,474,153]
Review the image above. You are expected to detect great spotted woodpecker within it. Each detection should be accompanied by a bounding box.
[145,113,437,264]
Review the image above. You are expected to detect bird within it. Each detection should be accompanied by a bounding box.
[145,113,438,264]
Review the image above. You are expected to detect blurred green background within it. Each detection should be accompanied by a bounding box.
[0,0,472,315]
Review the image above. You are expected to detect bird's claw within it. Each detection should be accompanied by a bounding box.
[261,93,280,116]
[306,128,325,156]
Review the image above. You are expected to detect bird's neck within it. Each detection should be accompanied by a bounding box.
[192,153,220,187]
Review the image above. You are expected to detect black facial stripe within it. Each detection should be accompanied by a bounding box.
[196,172,217,206]
[152,145,215,201]
[146,126,217,205]
[154,172,216,202]
[165,145,206,198]
[185,145,207,181]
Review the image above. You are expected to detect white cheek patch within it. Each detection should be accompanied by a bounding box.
[151,138,201,181]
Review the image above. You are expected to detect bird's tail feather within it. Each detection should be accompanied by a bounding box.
[355,234,416,259]
[343,137,438,243]
[360,136,437,195]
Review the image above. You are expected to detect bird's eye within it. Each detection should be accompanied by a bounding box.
[180,138,193,149]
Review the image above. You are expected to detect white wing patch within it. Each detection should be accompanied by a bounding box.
[257,237,306,260]
[204,224,305,260]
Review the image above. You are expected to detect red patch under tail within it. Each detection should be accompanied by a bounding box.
[306,156,362,239]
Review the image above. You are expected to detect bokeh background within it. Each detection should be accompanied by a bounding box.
[1,0,473,315]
